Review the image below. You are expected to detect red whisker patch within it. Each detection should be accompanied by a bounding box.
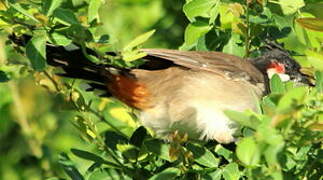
[267,61,285,73]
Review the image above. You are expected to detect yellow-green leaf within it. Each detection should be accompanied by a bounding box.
[123,30,155,51]
[296,18,323,32]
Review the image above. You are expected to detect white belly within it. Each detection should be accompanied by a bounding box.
[139,72,264,143]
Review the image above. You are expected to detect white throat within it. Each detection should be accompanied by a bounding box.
[267,68,290,82]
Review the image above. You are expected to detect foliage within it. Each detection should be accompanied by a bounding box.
[0,0,322,180]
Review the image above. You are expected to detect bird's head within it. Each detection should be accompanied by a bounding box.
[251,47,309,84]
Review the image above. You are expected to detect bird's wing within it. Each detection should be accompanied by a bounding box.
[141,49,264,84]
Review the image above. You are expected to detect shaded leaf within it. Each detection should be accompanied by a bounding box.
[54,8,79,25]
[88,168,131,180]
[26,35,47,71]
[144,139,171,161]
[42,0,63,16]
[58,153,84,180]
[148,167,180,180]
[130,126,148,148]
[71,149,105,163]
[0,71,10,82]
[186,143,219,167]
[48,32,72,46]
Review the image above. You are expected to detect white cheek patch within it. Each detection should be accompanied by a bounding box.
[267,68,290,82]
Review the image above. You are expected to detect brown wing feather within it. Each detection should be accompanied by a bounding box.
[141,49,264,84]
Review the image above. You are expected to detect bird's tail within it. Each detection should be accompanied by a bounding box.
[9,34,120,92]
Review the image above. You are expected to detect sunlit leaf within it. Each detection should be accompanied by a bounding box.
[183,0,218,22]
[9,3,39,23]
[305,50,323,71]
[296,18,323,32]
[236,137,260,166]
[88,0,102,22]
[277,87,308,113]
[315,71,323,92]
[123,30,155,51]
[222,163,240,180]
[270,74,285,94]
[278,0,305,15]
[181,20,211,49]
[222,34,244,57]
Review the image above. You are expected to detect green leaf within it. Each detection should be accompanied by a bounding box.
[222,34,244,57]
[88,168,131,180]
[203,169,222,180]
[130,126,147,148]
[296,18,323,32]
[183,0,218,22]
[278,0,305,15]
[209,1,220,24]
[214,144,233,162]
[123,30,155,51]
[71,149,105,163]
[26,35,47,71]
[276,86,308,113]
[58,153,84,180]
[305,50,323,71]
[144,139,171,161]
[270,74,285,94]
[186,143,219,167]
[222,163,240,180]
[42,0,63,16]
[122,50,147,62]
[9,3,39,23]
[116,143,139,161]
[181,20,211,49]
[264,143,284,166]
[48,32,72,46]
[54,8,79,25]
[236,137,260,166]
[104,131,128,150]
[224,110,260,130]
[148,167,180,180]
[315,71,323,92]
[88,0,102,22]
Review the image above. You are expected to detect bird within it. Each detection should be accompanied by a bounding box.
[41,42,308,144]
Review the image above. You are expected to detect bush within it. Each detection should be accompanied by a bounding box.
[0,0,322,179]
